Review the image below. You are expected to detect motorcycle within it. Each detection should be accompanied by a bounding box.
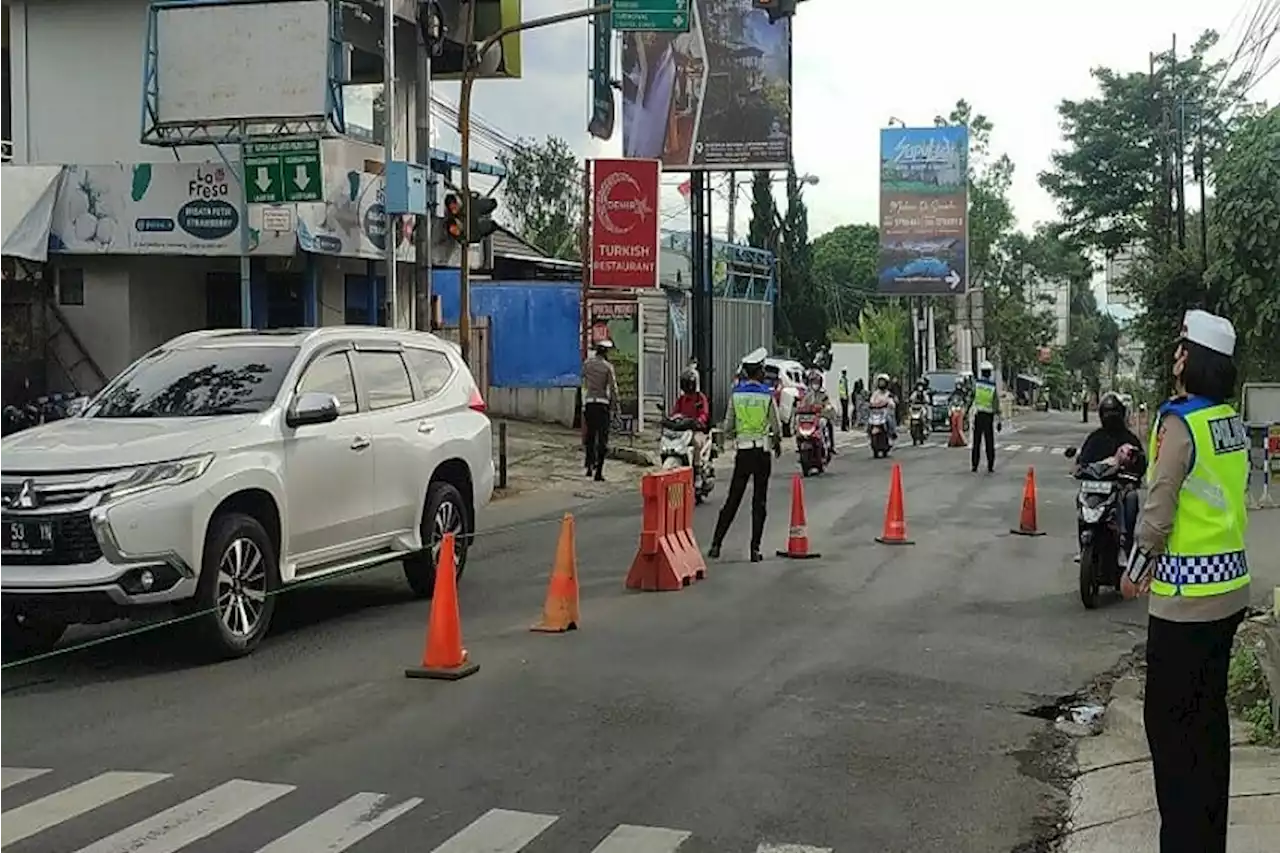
[657,405,716,504]
[908,402,928,446]
[794,409,831,476]
[867,406,893,459]
[1064,447,1140,609]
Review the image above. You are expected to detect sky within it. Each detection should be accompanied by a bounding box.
[407,0,1277,261]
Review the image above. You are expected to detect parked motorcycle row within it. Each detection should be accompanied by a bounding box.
[1,392,87,437]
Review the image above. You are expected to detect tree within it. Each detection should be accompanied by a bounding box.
[494,136,582,260]
[746,170,778,251]
[775,170,828,364]
[838,302,910,380]
[811,223,878,330]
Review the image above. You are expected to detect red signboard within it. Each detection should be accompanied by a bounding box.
[589,158,660,289]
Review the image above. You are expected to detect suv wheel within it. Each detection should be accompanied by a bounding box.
[190,512,278,659]
[2,610,67,662]
[403,481,470,598]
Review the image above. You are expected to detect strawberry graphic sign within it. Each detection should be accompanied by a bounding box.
[589,158,660,289]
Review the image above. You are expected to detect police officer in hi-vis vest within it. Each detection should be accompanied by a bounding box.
[1122,309,1250,853]
[709,348,783,563]
[970,360,1002,472]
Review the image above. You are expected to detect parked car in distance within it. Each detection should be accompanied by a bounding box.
[1,327,495,661]
[923,371,961,430]
[765,357,806,436]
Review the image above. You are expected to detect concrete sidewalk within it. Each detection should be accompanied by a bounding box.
[1062,671,1280,852]
[489,418,651,503]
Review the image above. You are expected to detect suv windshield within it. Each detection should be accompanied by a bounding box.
[86,345,299,418]
[925,373,958,394]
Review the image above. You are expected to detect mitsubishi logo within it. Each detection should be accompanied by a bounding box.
[15,479,40,509]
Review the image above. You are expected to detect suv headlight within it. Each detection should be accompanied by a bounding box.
[107,454,214,500]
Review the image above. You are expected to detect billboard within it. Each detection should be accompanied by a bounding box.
[620,0,791,170]
[432,0,523,80]
[877,126,970,296]
[587,299,642,434]
[589,158,661,289]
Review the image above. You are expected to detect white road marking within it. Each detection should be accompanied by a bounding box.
[591,823,691,852]
[756,845,834,853]
[429,808,558,853]
[1,768,50,791]
[254,792,422,852]
[1027,446,1044,453]
[3,771,170,847]
[1003,444,1022,452]
[71,779,294,853]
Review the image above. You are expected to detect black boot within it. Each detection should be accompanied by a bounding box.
[708,543,721,559]
[750,550,763,563]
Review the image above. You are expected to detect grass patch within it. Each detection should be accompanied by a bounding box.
[1227,637,1280,747]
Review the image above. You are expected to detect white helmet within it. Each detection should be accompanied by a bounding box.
[979,360,994,375]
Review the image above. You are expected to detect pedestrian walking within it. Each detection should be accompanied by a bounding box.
[837,368,850,431]
[970,360,1001,472]
[1122,309,1250,853]
[709,348,782,563]
[581,339,619,482]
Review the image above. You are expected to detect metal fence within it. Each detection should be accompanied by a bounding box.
[665,296,774,418]
[435,316,492,402]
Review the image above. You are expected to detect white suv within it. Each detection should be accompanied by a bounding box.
[1,327,494,660]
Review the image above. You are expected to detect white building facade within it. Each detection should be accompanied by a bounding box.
[2,0,485,392]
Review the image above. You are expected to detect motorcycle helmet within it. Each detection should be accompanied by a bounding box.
[979,360,994,378]
[875,372,889,390]
[1098,392,1127,430]
[806,368,823,389]
[679,369,698,394]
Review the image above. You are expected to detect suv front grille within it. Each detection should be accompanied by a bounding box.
[3,511,103,565]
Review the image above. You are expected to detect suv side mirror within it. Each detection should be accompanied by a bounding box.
[286,392,340,428]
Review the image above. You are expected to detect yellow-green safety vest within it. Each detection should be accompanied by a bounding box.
[838,375,849,398]
[973,380,997,413]
[1145,397,1250,598]
[731,383,772,445]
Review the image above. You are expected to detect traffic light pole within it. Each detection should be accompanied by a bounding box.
[456,3,612,367]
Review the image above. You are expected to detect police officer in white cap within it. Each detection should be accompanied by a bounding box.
[709,348,782,562]
[1123,309,1249,853]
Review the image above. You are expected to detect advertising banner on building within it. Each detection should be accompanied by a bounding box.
[586,298,643,434]
[877,126,970,295]
[589,158,660,289]
[47,163,295,256]
[620,0,791,171]
[296,166,415,262]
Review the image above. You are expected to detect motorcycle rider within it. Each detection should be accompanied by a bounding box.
[869,373,897,440]
[798,368,837,455]
[1075,392,1148,551]
[670,368,711,464]
[971,361,1002,473]
[908,378,930,438]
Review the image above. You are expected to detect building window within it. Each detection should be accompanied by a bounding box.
[58,269,85,306]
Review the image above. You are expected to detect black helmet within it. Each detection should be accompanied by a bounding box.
[1098,392,1126,429]
[679,370,698,394]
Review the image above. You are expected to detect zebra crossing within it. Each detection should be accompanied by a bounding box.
[0,767,833,853]
[833,434,1072,457]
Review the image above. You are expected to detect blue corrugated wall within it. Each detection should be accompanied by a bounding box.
[431,270,581,388]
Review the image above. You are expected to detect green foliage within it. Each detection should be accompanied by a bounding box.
[776,171,828,365]
[1227,641,1279,747]
[494,136,583,260]
[747,170,779,251]
[811,224,878,329]
[837,302,910,380]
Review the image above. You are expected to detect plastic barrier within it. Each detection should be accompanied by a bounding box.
[626,467,707,591]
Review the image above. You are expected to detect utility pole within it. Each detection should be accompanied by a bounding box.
[413,1,435,330]
[726,171,737,244]
[1195,110,1208,271]
[1157,52,1173,254]
[384,0,399,327]
[457,2,613,365]
[1172,33,1187,252]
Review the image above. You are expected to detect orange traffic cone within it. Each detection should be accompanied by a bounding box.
[947,409,967,447]
[776,475,821,559]
[875,462,914,545]
[532,514,580,632]
[405,532,480,680]
[1011,467,1047,536]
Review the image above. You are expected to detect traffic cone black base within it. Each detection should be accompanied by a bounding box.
[874,536,915,546]
[405,661,480,681]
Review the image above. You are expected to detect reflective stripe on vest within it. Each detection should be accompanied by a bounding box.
[1146,397,1250,598]
[973,380,996,413]
[732,386,771,445]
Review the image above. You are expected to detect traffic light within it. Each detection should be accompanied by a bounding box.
[468,193,498,244]
[754,0,798,24]
[443,193,465,244]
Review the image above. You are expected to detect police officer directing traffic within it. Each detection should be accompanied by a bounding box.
[970,360,1002,472]
[708,348,783,563]
[1122,309,1250,853]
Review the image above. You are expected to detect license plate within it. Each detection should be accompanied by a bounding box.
[3,518,56,555]
[1080,480,1113,495]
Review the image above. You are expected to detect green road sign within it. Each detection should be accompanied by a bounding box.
[243,139,323,204]
[612,0,692,33]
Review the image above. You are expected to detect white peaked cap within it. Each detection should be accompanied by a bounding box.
[742,347,768,365]
[1181,309,1236,357]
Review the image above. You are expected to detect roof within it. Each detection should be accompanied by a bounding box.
[164,327,452,349]
[491,225,581,271]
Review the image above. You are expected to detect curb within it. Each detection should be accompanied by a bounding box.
[607,446,657,467]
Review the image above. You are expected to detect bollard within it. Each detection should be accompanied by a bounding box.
[498,421,508,490]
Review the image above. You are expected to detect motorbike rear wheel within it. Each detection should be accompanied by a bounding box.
[1079,543,1101,609]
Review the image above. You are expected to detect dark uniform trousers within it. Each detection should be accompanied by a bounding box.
[712,447,772,552]
[839,397,850,431]
[583,402,611,476]
[1145,609,1245,853]
[971,411,996,471]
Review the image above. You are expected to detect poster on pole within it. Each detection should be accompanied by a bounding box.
[586,298,643,434]
[619,0,791,171]
[877,126,970,295]
[589,158,661,289]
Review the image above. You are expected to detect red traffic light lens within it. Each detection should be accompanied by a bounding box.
[444,193,462,214]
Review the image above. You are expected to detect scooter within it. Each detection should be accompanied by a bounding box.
[908,403,928,446]
[1064,447,1140,609]
[867,406,894,459]
[657,406,716,504]
[794,409,831,476]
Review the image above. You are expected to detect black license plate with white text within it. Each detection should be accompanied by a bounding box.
[2,517,56,556]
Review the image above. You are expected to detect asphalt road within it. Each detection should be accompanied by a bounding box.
[2,411,1261,853]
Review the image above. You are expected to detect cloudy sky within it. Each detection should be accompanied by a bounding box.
[416,0,1277,243]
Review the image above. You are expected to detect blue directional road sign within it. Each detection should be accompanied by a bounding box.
[613,0,692,33]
